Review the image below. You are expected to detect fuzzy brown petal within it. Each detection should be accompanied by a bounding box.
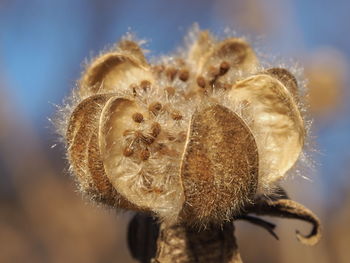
[180,104,259,224]
[249,198,322,246]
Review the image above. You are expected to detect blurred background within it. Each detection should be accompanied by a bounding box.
[0,0,349,262]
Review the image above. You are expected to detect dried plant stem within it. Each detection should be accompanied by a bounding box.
[128,195,322,263]
[128,214,242,263]
[152,221,242,263]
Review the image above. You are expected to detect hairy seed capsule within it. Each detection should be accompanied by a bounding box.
[63,29,310,229]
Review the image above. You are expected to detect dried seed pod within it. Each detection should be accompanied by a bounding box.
[228,74,304,184]
[180,104,259,224]
[61,28,319,241]
[66,94,136,209]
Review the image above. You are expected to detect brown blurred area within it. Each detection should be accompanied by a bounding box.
[1,0,350,262]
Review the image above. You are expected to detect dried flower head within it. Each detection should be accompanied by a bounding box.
[58,28,318,237]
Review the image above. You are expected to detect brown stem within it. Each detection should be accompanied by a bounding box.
[152,222,242,263]
[128,214,242,263]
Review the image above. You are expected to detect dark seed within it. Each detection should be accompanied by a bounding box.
[149,102,162,115]
[179,69,190,82]
[123,147,134,157]
[151,122,161,137]
[140,148,150,161]
[132,112,144,123]
[219,61,230,75]
[196,76,206,88]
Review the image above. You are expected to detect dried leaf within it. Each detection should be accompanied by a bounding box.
[248,198,321,246]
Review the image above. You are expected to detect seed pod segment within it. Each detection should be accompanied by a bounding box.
[79,41,153,98]
[66,94,136,208]
[180,104,259,224]
[228,74,305,184]
[99,97,185,220]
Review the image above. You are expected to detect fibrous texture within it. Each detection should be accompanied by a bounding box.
[61,28,312,227]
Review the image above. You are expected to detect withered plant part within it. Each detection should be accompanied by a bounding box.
[58,28,321,263]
